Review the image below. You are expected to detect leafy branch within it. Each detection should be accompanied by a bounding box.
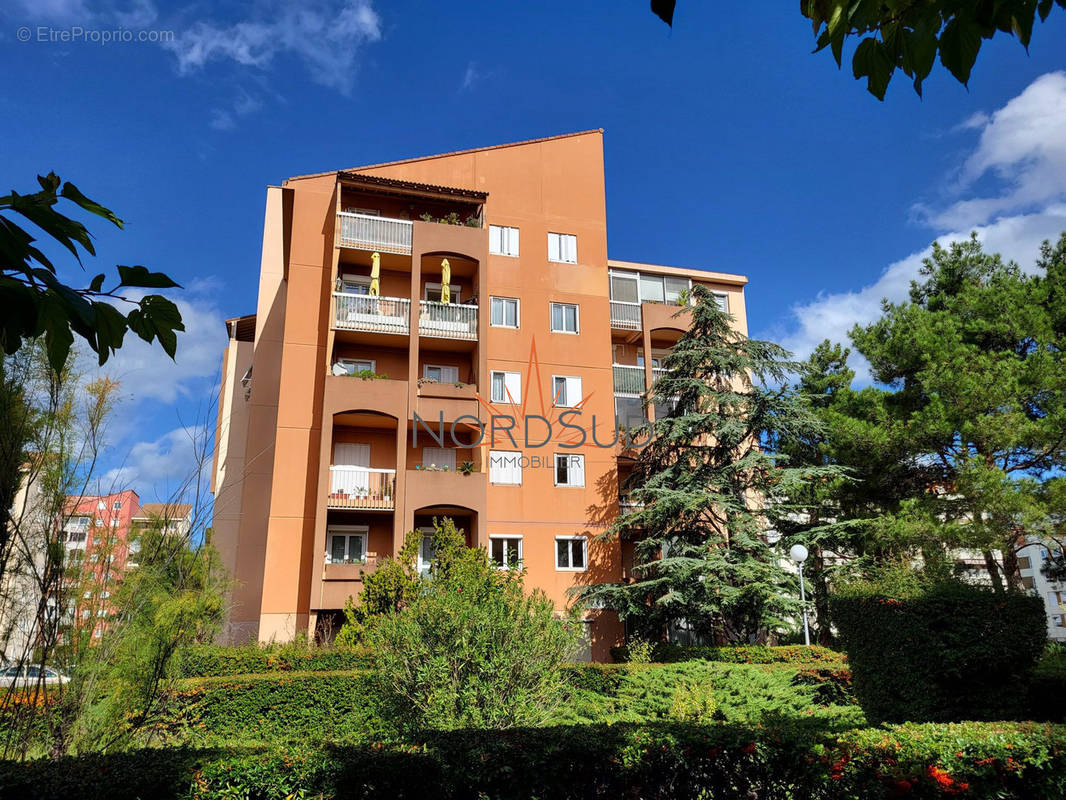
[1,172,184,371]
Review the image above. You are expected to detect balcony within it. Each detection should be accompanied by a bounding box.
[419,300,478,340]
[337,212,412,255]
[652,367,668,384]
[333,293,410,335]
[327,467,396,510]
[610,301,641,330]
[613,364,645,394]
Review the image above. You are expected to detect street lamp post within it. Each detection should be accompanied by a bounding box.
[790,544,810,647]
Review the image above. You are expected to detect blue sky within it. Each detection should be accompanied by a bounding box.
[2,1,1065,501]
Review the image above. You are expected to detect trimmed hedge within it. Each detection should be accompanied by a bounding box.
[165,671,380,744]
[172,644,371,677]
[610,643,845,665]
[831,580,1047,724]
[3,721,1064,799]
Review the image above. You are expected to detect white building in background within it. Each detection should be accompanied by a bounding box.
[1017,537,1066,643]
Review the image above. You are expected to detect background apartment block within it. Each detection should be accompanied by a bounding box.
[212,131,748,659]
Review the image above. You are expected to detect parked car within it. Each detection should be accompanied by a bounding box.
[0,665,69,686]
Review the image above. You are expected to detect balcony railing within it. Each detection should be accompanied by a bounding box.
[327,467,396,510]
[333,293,410,335]
[652,367,668,384]
[337,212,412,255]
[419,300,478,340]
[613,364,645,394]
[610,301,641,330]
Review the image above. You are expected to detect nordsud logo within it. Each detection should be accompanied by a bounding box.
[412,340,650,468]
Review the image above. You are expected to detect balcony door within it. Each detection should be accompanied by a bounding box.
[334,443,370,494]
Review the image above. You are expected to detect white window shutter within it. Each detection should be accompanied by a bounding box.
[566,377,582,406]
[442,366,459,383]
[508,227,519,256]
[572,455,585,486]
[490,225,502,254]
[548,233,559,262]
[565,235,577,263]
[504,371,521,402]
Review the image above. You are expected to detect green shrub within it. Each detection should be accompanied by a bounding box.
[610,643,845,665]
[164,671,379,745]
[557,661,864,729]
[172,643,371,677]
[360,518,578,733]
[831,578,1047,723]
[1028,650,1066,722]
[4,721,1065,799]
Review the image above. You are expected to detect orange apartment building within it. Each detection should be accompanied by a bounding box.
[212,130,748,660]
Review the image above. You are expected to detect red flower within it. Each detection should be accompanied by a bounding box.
[928,765,954,788]
[741,743,757,754]
[890,779,913,796]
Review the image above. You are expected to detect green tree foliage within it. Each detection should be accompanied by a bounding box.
[1,173,184,371]
[579,287,842,644]
[845,233,1066,590]
[650,1,1065,99]
[52,526,228,754]
[357,518,578,733]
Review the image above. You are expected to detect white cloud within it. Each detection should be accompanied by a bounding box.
[164,0,382,94]
[769,72,1066,379]
[210,89,263,131]
[919,71,1066,229]
[77,290,227,405]
[101,425,212,501]
[774,207,1066,379]
[10,0,156,25]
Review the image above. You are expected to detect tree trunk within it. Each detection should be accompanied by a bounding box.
[983,550,1005,593]
[1002,540,1021,592]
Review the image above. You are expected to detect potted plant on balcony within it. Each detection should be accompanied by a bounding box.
[458,461,476,476]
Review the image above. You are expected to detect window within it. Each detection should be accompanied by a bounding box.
[615,395,646,430]
[422,446,456,470]
[555,536,587,571]
[552,376,582,408]
[639,273,665,304]
[550,302,579,333]
[95,518,103,526]
[335,358,376,376]
[110,518,119,527]
[610,272,639,303]
[423,364,459,383]
[490,536,523,569]
[344,206,379,216]
[97,501,106,510]
[490,371,521,403]
[490,296,520,328]
[665,276,689,304]
[112,500,122,511]
[417,529,437,575]
[489,224,520,257]
[554,454,586,487]
[328,527,368,564]
[547,232,577,264]
[712,292,729,313]
[489,451,522,485]
[343,274,377,297]
[424,282,461,303]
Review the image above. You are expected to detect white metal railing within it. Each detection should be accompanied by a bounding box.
[610,301,641,330]
[328,467,396,509]
[613,364,645,394]
[333,293,410,334]
[337,212,412,255]
[419,300,478,340]
[652,367,668,384]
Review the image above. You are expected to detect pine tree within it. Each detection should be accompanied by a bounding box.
[578,286,840,644]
